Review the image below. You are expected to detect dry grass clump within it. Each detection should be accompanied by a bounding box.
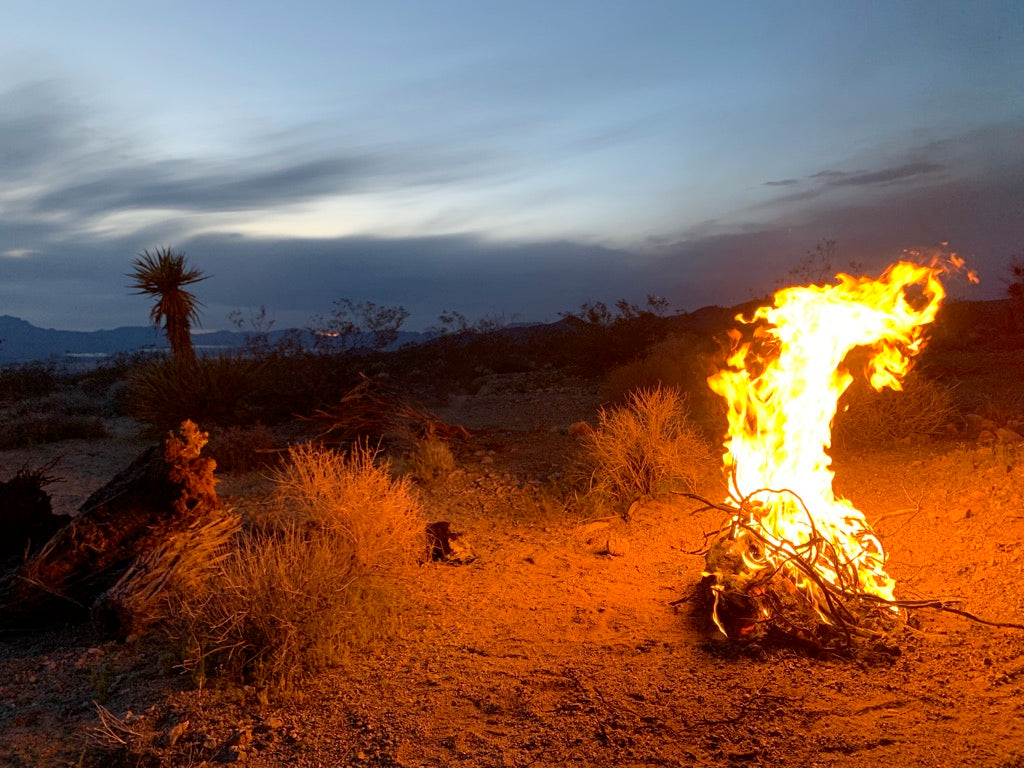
[604,333,727,439]
[579,387,713,512]
[833,372,957,450]
[166,442,424,694]
[408,432,457,482]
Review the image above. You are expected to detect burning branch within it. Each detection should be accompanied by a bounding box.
[683,491,1024,644]
[693,256,1011,652]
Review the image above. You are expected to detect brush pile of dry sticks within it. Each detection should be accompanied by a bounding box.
[681,490,1024,655]
[303,373,470,449]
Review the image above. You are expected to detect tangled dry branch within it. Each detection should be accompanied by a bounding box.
[302,373,470,449]
[679,491,1024,653]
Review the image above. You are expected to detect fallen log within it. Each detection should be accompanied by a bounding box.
[0,421,219,630]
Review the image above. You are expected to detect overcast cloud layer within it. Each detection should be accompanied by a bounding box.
[1,3,1023,331]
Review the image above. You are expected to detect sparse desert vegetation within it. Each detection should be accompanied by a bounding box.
[3,288,1024,767]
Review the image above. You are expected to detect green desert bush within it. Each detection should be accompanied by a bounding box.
[167,442,425,694]
[832,372,957,450]
[129,354,266,432]
[579,386,713,511]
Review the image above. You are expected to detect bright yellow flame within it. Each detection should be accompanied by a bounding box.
[706,260,950,627]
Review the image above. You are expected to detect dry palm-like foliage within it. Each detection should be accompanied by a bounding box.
[127,247,208,364]
[303,373,470,449]
[166,442,425,694]
[90,420,228,638]
[0,420,221,631]
[91,511,241,640]
[0,464,64,563]
[580,386,713,513]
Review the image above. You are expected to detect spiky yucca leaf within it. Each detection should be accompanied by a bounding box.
[127,247,207,363]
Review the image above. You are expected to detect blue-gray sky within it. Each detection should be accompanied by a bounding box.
[2,1,1022,330]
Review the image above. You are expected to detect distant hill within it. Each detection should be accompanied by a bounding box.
[1,298,1011,367]
[0,315,431,365]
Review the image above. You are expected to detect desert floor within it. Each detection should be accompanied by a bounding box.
[2,368,1024,768]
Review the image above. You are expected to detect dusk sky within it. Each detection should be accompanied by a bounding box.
[2,1,1022,332]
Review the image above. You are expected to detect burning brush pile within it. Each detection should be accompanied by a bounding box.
[695,257,973,653]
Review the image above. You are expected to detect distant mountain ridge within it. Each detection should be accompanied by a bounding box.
[0,315,431,365]
[2,298,1005,366]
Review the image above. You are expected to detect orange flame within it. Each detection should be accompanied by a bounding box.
[705,258,957,633]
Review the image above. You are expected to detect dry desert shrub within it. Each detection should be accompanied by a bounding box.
[167,442,424,694]
[206,423,278,473]
[128,354,264,432]
[0,371,110,448]
[0,362,63,401]
[579,386,713,511]
[832,372,957,449]
[0,413,108,449]
[408,432,457,482]
[604,333,727,439]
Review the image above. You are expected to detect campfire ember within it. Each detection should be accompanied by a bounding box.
[698,258,963,650]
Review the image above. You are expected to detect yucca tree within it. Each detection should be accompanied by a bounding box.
[128,247,208,364]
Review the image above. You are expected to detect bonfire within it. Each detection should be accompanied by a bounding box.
[697,256,974,651]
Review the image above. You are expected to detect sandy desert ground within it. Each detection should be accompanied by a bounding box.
[1,358,1024,768]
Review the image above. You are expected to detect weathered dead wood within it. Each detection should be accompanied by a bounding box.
[424,521,476,564]
[302,373,471,449]
[0,422,219,630]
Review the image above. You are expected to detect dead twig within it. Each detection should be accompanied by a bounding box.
[91,702,143,748]
[698,678,794,725]
[301,373,470,448]
[859,595,1024,631]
